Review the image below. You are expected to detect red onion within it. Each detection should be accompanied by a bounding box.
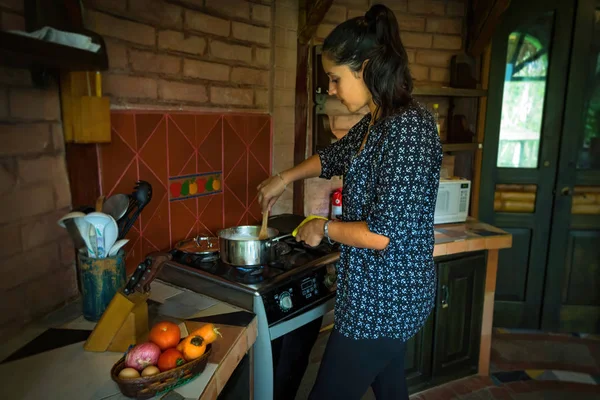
[125,342,161,371]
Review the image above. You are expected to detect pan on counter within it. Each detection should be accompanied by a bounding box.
[171,235,220,265]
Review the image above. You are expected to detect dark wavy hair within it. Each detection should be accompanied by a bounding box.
[322,4,413,123]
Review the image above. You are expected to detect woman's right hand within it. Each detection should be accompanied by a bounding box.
[257,174,287,212]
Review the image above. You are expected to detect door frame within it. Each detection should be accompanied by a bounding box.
[479,0,577,328]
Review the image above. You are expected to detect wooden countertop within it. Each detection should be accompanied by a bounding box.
[434,219,512,257]
[0,283,257,400]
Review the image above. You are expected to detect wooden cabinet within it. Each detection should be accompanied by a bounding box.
[433,252,486,382]
[404,313,434,392]
[404,251,487,393]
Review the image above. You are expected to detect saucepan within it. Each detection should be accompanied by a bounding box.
[217,225,292,266]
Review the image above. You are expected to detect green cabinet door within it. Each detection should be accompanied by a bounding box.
[404,313,434,393]
[432,252,486,381]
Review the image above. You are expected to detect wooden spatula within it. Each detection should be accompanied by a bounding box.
[258,210,269,240]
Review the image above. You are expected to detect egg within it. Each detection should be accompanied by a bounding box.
[141,365,160,377]
[118,367,141,379]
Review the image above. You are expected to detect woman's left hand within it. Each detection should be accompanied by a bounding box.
[296,219,326,247]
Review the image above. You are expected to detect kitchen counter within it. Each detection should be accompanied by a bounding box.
[0,282,257,400]
[434,218,512,256]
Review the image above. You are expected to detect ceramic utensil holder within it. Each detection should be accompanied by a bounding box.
[77,249,126,321]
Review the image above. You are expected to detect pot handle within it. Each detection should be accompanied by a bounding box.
[266,233,293,246]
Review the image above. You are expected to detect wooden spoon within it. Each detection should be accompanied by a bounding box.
[258,210,269,240]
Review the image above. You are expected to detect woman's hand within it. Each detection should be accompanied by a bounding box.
[257,174,287,212]
[296,219,326,247]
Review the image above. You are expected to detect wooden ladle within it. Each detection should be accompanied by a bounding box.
[258,210,269,240]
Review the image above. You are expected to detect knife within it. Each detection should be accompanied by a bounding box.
[124,252,172,295]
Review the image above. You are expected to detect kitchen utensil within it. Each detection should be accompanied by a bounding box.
[258,210,269,240]
[84,212,115,258]
[103,215,119,256]
[217,225,292,266]
[84,252,172,352]
[118,180,153,240]
[108,239,129,257]
[103,194,130,221]
[95,195,105,212]
[88,224,98,258]
[57,211,88,251]
[73,216,94,257]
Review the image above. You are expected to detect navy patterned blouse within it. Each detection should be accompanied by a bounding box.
[318,101,442,341]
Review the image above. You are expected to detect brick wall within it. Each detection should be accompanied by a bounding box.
[0,3,78,339]
[82,0,273,111]
[304,0,466,216]
[82,0,299,214]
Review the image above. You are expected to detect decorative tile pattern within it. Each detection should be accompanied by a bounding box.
[98,111,271,272]
[169,172,223,201]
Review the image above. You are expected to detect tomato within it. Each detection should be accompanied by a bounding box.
[149,321,181,351]
[157,348,185,372]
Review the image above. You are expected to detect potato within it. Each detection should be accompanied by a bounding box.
[118,367,140,379]
[142,365,160,377]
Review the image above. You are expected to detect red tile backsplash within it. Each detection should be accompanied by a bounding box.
[98,111,272,273]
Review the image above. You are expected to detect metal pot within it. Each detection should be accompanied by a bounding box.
[171,236,220,265]
[217,225,291,266]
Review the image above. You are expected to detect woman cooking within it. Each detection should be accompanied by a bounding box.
[257,4,442,400]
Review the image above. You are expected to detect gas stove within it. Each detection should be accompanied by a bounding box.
[157,214,340,324]
[156,213,341,400]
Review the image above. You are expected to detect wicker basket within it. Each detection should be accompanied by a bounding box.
[110,344,212,399]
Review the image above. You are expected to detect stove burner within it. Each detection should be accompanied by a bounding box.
[271,241,291,257]
[226,265,267,284]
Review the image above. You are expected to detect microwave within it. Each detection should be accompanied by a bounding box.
[434,178,471,224]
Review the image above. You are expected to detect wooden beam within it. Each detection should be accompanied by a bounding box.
[293,41,310,215]
[293,0,333,214]
[471,44,492,219]
[467,0,511,57]
[65,143,100,209]
[298,0,334,45]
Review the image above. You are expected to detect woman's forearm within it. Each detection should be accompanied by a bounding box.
[279,154,322,185]
[328,220,390,250]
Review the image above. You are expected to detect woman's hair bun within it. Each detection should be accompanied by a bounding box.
[364,4,399,45]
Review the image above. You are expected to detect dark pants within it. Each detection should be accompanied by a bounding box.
[308,329,409,400]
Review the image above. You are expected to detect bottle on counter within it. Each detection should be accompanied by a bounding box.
[432,103,441,136]
[330,188,342,220]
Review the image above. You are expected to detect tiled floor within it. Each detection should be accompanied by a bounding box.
[296,328,600,400]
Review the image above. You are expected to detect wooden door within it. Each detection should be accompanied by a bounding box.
[432,252,486,381]
[540,0,600,333]
[479,0,576,329]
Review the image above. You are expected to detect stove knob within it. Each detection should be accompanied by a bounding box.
[279,291,293,312]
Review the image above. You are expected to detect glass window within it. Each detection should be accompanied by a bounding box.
[497,15,553,168]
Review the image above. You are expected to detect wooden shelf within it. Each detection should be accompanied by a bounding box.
[0,31,108,72]
[442,143,481,152]
[413,87,487,97]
